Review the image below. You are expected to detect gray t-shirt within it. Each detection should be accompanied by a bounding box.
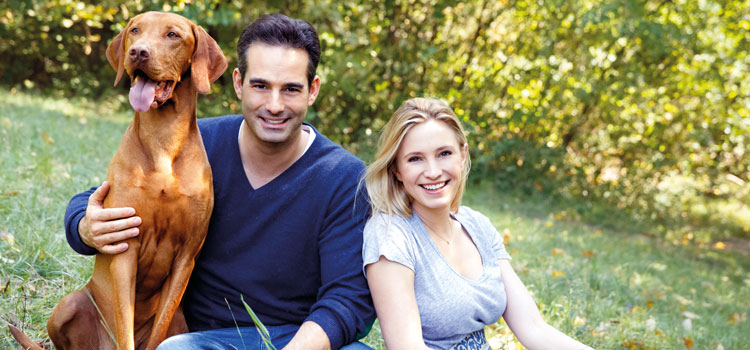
[363,206,512,350]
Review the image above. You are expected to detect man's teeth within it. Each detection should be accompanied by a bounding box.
[264,118,284,124]
[422,182,446,190]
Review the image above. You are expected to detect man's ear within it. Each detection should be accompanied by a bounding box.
[232,68,243,100]
[307,75,321,106]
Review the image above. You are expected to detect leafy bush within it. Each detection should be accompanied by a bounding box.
[2,0,748,240]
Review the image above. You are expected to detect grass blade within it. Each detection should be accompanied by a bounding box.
[241,295,277,350]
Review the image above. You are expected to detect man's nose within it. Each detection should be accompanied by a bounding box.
[266,90,284,114]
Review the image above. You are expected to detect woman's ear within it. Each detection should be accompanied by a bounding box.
[461,143,469,161]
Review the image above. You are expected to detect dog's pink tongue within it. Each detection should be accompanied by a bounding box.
[129,77,157,112]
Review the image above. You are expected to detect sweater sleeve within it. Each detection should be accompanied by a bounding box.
[305,165,376,349]
[64,187,99,255]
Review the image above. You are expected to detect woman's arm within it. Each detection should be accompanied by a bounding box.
[366,256,431,350]
[499,259,592,350]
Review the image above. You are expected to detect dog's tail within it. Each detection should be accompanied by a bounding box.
[8,325,46,350]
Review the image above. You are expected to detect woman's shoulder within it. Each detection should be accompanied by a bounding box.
[456,205,491,224]
[364,211,413,236]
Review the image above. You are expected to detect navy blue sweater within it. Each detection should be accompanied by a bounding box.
[64,115,375,349]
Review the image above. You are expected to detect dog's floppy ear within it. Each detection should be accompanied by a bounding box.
[191,24,227,94]
[106,18,134,87]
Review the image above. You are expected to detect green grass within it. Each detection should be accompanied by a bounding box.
[2,88,749,349]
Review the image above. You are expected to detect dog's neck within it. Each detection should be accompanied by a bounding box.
[128,75,199,172]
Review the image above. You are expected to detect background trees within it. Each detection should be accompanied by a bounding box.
[2,0,748,241]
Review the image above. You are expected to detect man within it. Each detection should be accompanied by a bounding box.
[64,14,375,350]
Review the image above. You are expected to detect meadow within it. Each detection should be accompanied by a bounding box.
[1,88,748,349]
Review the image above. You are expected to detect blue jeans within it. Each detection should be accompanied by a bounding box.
[156,324,373,350]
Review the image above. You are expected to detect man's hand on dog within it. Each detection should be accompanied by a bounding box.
[79,181,141,254]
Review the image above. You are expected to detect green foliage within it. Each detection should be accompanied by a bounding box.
[2,0,749,240]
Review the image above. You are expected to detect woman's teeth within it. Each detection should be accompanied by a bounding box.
[422,182,446,190]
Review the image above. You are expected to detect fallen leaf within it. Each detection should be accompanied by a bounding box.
[41,131,54,144]
[582,250,595,258]
[682,336,694,350]
[646,300,654,308]
[728,312,747,324]
[552,248,566,255]
[682,311,700,319]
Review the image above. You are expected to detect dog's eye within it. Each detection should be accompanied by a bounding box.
[167,31,179,38]
[131,27,139,34]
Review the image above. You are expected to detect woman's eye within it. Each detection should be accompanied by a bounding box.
[167,31,178,38]
[131,27,139,34]
[439,150,452,157]
[408,156,421,162]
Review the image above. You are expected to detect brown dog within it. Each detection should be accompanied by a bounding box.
[9,11,226,350]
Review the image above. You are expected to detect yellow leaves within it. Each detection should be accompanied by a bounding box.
[682,336,694,350]
[551,270,566,278]
[728,312,747,324]
[1,231,15,246]
[41,131,54,144]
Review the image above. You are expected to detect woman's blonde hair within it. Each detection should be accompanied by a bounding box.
[364,97,470,218]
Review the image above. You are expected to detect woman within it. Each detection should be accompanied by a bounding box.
[362,97,591,350]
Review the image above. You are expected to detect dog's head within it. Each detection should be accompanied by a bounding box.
[106,12,227,112]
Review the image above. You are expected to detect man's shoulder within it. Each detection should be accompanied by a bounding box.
[308,125,365,172]
[197,114,243,133]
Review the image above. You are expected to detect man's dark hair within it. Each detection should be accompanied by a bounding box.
[236,13,321,87]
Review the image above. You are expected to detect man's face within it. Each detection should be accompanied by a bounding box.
[232,43,320,146]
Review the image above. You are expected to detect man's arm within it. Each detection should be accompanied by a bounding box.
[64,181,141,255]
[282,321,330,350]
[298,165,376,350]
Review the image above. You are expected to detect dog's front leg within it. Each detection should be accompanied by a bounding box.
[110,237,139,350]
[145,248,200,350]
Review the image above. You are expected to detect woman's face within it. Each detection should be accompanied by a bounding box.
[395,119,466,214]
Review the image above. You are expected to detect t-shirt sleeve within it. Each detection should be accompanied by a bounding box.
[461,206,511,261]
[362,212,416,275]
[489,222,512,260]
